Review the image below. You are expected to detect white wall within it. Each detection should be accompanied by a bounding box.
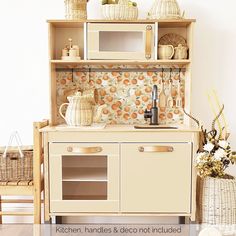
[0,0,236,222]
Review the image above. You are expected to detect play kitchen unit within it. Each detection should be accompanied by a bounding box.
[41,18,199,223]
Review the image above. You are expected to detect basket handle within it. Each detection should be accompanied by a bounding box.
[3,131,24,158]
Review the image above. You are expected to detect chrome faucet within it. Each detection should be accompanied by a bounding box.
[144,85,159,125]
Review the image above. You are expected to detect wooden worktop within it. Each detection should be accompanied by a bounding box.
[40,124,200,133]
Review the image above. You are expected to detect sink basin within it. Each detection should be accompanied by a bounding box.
[134,125,178,130]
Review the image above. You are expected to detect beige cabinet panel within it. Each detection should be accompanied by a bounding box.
[49,143,119,213]
[121,143,192,213]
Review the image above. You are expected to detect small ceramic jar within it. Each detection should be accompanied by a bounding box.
[174,44,188,59]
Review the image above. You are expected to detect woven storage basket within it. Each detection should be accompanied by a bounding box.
[0,146,33,181]
[148,0,182,19]
[197,175,236,225]
[64,0,88,20]
[101,2,138,20]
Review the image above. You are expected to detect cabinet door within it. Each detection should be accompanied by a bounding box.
[121,143,192,213]
[88,23,155,60]
[49,143,119,213]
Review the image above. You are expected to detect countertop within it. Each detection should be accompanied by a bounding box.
[40,124,200,133]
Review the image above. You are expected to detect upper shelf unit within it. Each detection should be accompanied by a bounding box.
[48,19,195,65]
[47,19,196,27]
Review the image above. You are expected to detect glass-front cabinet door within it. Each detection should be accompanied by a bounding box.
[49,143,119,213]
[87,23,156,60]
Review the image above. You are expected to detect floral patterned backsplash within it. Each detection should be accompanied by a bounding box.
[56,65,186,125]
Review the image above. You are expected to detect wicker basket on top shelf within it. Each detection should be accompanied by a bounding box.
[101,0,138,20]
[64,0,89,20]
[148,0,183,19]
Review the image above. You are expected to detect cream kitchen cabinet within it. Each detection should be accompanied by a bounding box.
[49,143,119,213]
[121,143,192,213]
[42,126,199,222]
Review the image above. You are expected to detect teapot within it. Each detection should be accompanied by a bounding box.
[174,44,188,59]
[59,91,106,126]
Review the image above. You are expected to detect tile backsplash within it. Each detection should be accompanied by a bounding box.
[56,65,186,125]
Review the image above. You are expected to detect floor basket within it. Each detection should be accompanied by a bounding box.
[0,146,33,181]
[197,175,236,225]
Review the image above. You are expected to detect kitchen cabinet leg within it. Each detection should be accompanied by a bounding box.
[55,216,62,224]
[179,216,191,224]
[179,216,186,224]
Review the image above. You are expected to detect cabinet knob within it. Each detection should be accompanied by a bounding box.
[138,146,174,153]
[146,25,152,31]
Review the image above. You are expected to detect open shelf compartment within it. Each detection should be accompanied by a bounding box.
[63,181,107,200]
[49,22,85,60]
[158,22,193,60]
[62,155,108,200]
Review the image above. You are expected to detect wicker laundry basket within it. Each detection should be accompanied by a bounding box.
[197,175,236,225]
[0,132,33,181]
[64,0,88,20]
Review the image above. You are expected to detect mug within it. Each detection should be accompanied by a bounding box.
[158,45,174,60]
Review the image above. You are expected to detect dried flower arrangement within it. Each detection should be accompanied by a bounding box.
[184,92,236,178]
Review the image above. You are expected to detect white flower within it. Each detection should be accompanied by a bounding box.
[203,142,215,152]
[219,140,229,149]
[196,152,207,163]
[214,148,226,161]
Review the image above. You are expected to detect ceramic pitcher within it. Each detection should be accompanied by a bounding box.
[158,45,174,59]
[59,91,106,126]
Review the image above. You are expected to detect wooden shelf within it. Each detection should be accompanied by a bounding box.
[62,167,107,182]
[47,19,196,28]
[63,195,107,200]
[51,59,191,66]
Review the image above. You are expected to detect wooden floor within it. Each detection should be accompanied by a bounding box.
[0,225,34,236]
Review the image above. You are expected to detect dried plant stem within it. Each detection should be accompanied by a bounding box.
[212,104,224,133]
[183,109,200,128]
[212,89,228,135]
[207,92,222,138]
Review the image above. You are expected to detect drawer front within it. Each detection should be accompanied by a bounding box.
[49,143,119,213]
[121,143,192,213]
[88,23,155,60]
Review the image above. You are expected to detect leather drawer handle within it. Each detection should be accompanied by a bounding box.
[67,146,103,154]
[138,146,174,153]
[145,25,152,60]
